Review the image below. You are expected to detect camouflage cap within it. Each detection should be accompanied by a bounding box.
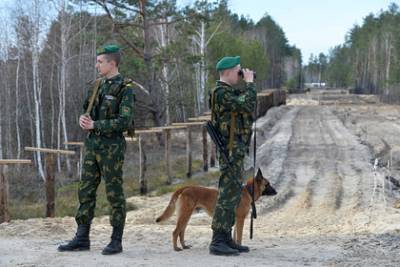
[96,44,121,56]
[216,56,240,71]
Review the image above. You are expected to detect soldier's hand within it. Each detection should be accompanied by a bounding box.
[242,68,254,83]
[79,115,94,130]
[79,115,87,129]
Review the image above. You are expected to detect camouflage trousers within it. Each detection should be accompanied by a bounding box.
[75,135,126,228]
[211,140,246,233]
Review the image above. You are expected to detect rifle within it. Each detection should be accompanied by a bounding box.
[84,78,102,117]
[204,121,242,189]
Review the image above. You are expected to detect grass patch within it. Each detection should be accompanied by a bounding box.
[10,201,46,220]
[144,158,220,196]
[9,157,219,220]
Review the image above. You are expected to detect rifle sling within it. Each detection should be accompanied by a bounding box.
[85,78,102,116]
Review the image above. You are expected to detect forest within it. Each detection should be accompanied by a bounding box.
[304,3,400,102]
[0,0,302,178]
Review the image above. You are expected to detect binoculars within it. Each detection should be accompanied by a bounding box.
[238,69,256,80]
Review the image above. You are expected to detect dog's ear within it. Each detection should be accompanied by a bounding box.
[256,168,263,181]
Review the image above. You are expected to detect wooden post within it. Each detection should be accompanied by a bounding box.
[202,126,208,172]
[64,142,84,180]
[164,129,172,185]
[45,154,55,218]
[130,129,160,193]
[210,143,216,167]
[170,122,207,176]
[138,135,147,195]
[0,165,10,223]
[186,126,192,178]
[24,147,74,218]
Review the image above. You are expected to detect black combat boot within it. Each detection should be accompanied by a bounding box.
[209,230,239,256]
[102,226,123,255]
[58,224,90,251]
[226,230,249,253]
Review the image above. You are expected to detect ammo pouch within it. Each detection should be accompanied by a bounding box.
[107,78,135,137]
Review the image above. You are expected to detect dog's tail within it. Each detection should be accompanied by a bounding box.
[155,186,188,223]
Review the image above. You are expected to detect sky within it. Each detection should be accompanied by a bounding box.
[179,0,398,63]
[1,0,398,63]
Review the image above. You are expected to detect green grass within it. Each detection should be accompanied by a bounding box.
[9,157,220,220]
[145,158,220,196]
[9,201,45,220]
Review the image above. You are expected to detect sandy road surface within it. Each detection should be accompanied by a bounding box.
[2,91,400,267]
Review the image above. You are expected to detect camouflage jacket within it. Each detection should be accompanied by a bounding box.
[209,80,257,150]
[83,74,134,137]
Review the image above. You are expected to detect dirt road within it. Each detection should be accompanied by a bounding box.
[2,90,400,266]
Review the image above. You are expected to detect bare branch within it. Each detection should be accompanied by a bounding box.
[206,21,223,46]
[115,21,144,29]
[98,0,142,14]
[93,0,143,57]
[148,15,192,27]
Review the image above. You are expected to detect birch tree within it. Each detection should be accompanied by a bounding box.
[31,0,46,179]
[191,19,222,115]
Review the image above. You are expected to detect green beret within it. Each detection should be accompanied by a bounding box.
[216,56,240,71]
[96,44,120,56]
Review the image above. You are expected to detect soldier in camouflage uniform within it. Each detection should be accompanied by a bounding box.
[209,56,256,256]
[58,44,134,255]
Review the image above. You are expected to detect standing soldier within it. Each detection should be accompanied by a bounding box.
[209,56,256,256]
[58,44,134,255]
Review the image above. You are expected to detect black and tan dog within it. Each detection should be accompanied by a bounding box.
[156,169,277,251]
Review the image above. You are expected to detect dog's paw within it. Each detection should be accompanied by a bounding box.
[182,245,192,249]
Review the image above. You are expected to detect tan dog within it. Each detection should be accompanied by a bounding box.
[156,169,277,251]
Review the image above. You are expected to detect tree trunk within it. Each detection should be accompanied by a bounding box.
[138,135,147,195]
[45,154,55,217]
[0,106,2,159]
[385,32,392,92]
[23,59,36,165]
[0,165,10,223]
[158,19,171,125]
[15,50,22,159]
[195,21,207,115]
[59,1,72,175]
[49,51,56,148]
[32,14,45,180]
[164,129,172,185]
[140,0,160,127]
